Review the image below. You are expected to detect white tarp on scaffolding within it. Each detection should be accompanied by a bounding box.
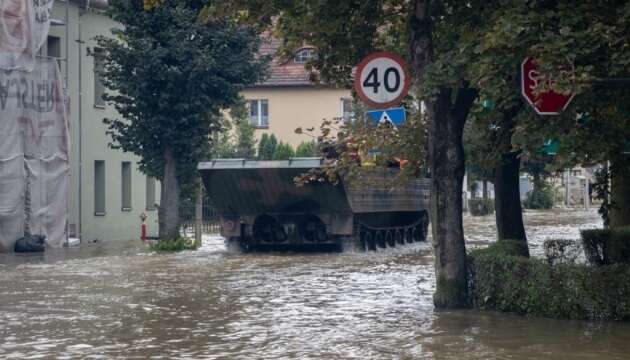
[0,0,55,71]
[0,56,69,252]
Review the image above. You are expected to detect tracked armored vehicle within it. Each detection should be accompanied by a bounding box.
[198,158,430,251]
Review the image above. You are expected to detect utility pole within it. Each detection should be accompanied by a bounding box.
[584,169,589,209]
[565,168,570,207]
[194,180,203,247]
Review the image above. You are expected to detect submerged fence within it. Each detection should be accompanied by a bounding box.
[179,197,221,236]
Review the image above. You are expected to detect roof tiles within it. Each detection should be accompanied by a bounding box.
[256,35,314,87]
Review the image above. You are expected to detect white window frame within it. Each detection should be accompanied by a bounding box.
[249,99,269,127]
[340,98,355,123]
[294,48,315,64]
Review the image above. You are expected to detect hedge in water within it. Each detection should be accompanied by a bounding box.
[522,185,554,210]
[468,198,495,216]
[150,237,198,252]
[468,241,630,320]
[582,227,630,266]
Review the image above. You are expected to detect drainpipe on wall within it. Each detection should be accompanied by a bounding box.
[76,0,90,241]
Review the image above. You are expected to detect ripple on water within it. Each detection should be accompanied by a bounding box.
[0,209,628,359]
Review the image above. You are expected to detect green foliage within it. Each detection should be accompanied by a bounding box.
[96,0,267,183]
[271,142,295,160]
[523,185,554,210]
[468,198,495,216]
[149,237,199,252]
[213,118,235,158]
[233,120,257,158]
[294,108,427,187]
[542,239,580,266]
[592,167,612,227]
[295,141,318,157]
[582,228,630,267]
[212,104,258,159]
[469,242,630,320]
[258,134,277,160]
[207,0,408,88]
[257,133,269,159]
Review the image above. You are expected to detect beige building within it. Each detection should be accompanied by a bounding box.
[242,39,353,146]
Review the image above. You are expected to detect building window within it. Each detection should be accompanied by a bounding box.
[94,48,106,107]
[249,99,269,127]
[46,36,61,58]
[94,161,106,216]
[121,162,132,211]
[146,176,156,211]
[294,48,315,64]
[341,98,355,123]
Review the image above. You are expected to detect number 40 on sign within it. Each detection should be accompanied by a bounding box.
[354,51,411,109]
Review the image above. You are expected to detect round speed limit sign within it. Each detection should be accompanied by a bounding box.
[354,51,411,108]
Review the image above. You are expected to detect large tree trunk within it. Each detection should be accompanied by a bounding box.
[610,161,630,228]
[158,148,181,239]
[410,0,476,308]
[494,151,529,257]
[428,94,473,308]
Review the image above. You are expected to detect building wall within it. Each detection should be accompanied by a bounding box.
[49,2,160,242]
[242,87,352,147]
[47,3,349,242]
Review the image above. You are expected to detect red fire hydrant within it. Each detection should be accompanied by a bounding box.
[140,212,148,241]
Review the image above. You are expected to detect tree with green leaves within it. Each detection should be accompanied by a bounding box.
[213,119,258,159]
[96,0,267,240]
[476,0,630,228]
[259,134,278,160]
[210,0,485,307]
[295,141,319,157]
[210,0,630,305]
[272,142,295,160]
[257,133,269,159]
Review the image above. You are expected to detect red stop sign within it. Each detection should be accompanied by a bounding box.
[521,57,574,115]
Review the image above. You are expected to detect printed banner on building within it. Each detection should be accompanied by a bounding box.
[0,0,55,71]
[0,57,69,252]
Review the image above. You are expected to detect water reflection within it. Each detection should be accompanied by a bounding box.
[1,208,627,359]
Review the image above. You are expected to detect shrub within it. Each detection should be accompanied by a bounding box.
[150,237,199,252]
[468,198,494,216]
[582,228,630,266]
[543,239,581,266]
[272,142,295,160]
[259,134,277,160]
[468,242,630,320]
[233,120,257,159]
[257,133,269,159]
[523,185,554,209]
[295,140,319,157]
[581,229,612,266]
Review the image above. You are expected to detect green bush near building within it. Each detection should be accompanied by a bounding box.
[468,198,495,216]
[295,140,319,157]
[272,142,295,160]
[149,237,199,252]
[468,240,630,320]
[257,134,278,160]
[523,185,554,209]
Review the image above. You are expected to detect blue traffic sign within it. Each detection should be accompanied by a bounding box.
[365,107,406,126]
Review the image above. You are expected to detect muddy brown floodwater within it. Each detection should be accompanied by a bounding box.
[1,208,629,359]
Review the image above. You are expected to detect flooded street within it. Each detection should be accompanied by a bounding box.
[1,208,629,359]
